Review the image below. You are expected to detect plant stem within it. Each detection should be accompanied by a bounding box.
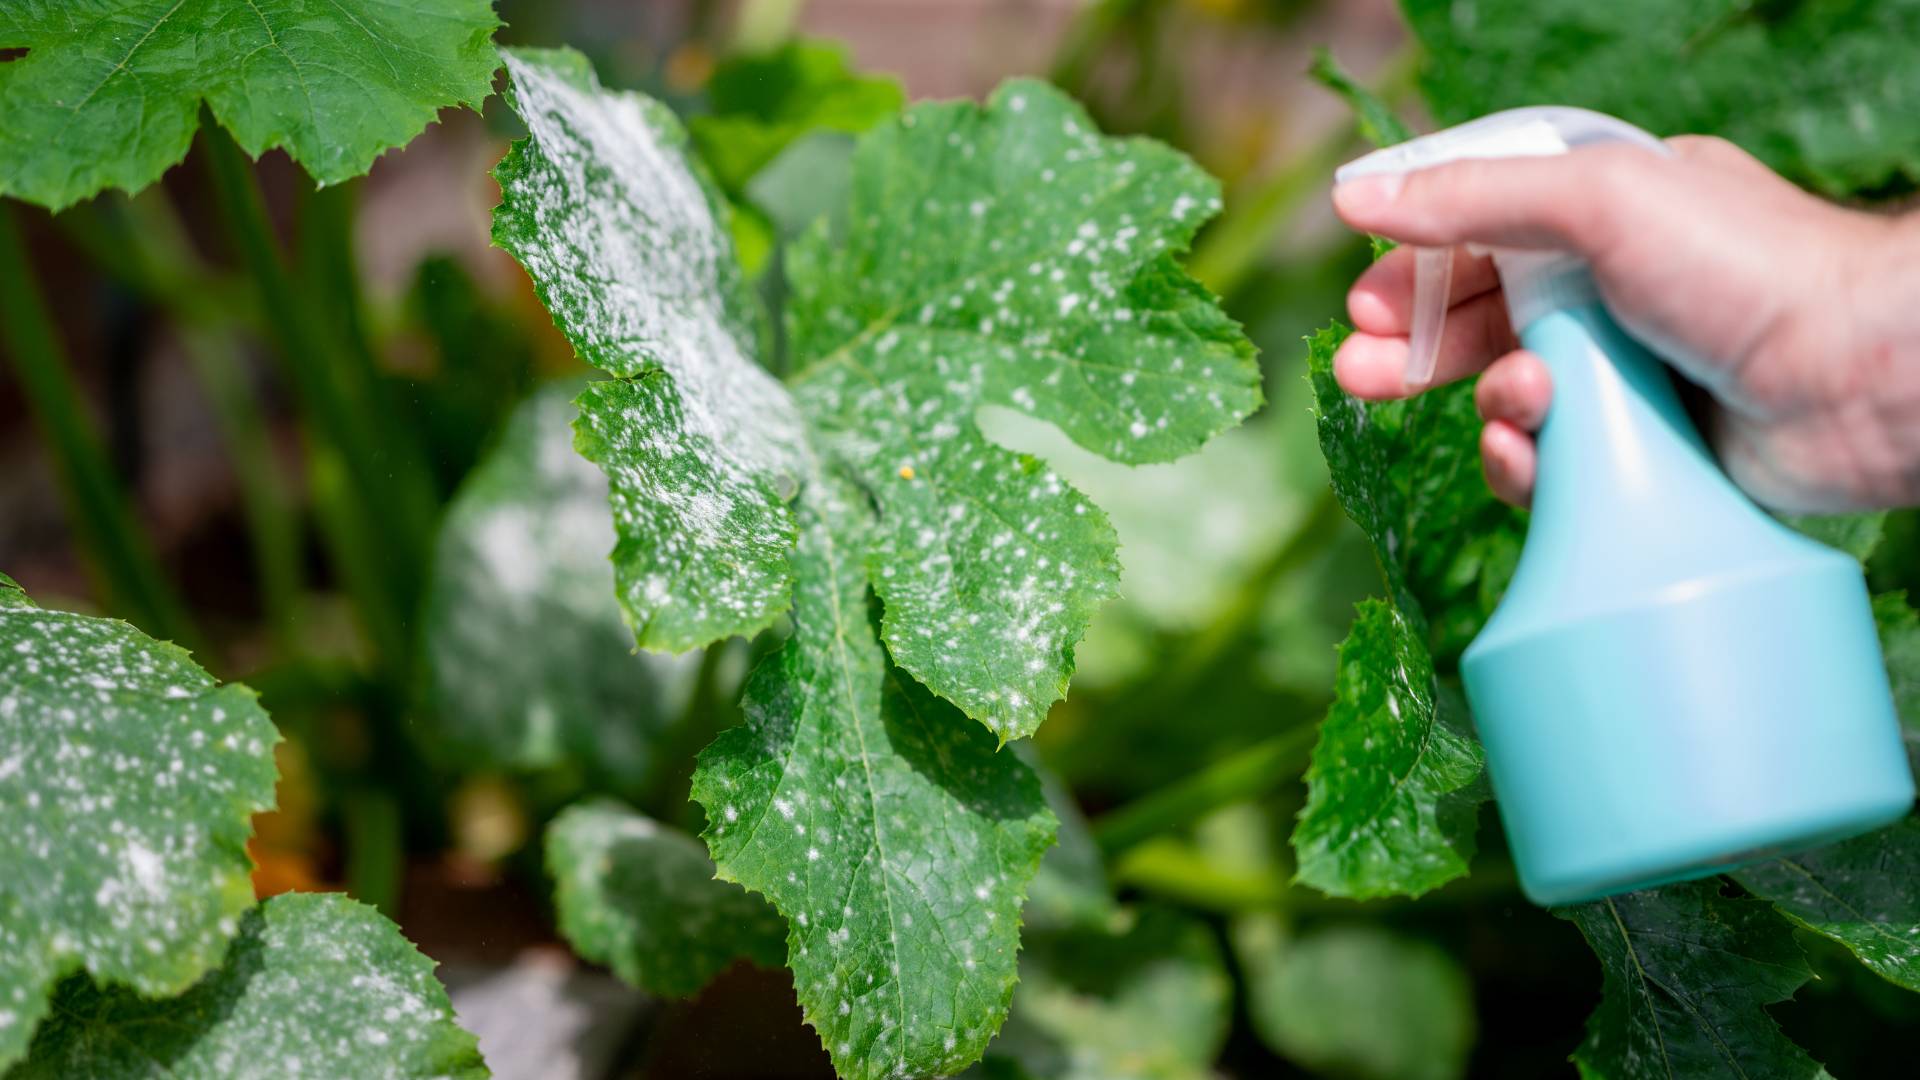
[0,203,200,647]
[178,327,305,656]
[1186,46,1419,297]
[342,786,404,919]
[1093,725,1319,856]
[198,112,413,668]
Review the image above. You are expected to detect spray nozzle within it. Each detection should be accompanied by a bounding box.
[1334,107,1670,388]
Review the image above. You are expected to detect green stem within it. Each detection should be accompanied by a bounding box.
[342,787,404,919]
[57,193,256,331]
[0,203,200,648]
[177,328,305,656]
[1092,725,1319,856]
[1186,46,1419,297]
[198,112,412,668]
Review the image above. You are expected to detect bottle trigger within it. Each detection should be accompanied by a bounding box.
[1407,245,1453,390]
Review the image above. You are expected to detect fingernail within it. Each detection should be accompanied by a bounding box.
[1332,174,1404,216]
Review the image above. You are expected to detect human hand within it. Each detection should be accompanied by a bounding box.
[1329,136,1920,512]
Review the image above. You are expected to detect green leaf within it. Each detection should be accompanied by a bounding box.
[1560,882,1826,1080]
[786,79,1261,738]
[690,40,904,195]
[1874,592,1920,771]
[1233,915,1475,1080]
[1784,512,1887,563]
[419,384,696,791]
[494,50,1253,739]
[1735,816,1920,993]
[979,907,1231,1080]
[493,48,810,652]
[1401,0,1920,194]
[12,892,486,1079]
[691,470,1056,1080]
[0,0,501,210]
[0,585,279,1068]
[1310,48,1413,148]
[1306,323,1523,654]
[1290,322,1501,900]
[546,799,785,998]
[1292,599,1484,899]
[494,52,1250,1075]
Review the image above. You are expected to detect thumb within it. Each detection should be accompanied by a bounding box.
[1332,146,1666,255]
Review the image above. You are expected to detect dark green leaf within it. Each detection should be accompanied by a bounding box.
[1560,882,1826,1080]
[1306,323,1523,654]
[1875,593,1920,772]
[0,585,279,1068]
[546,799,785,998]
[1292,599,1484,899]
[0,0,501,210]
[1784,512,1887,563]
[1401,0,1920,194]
[13,893,486,1079]
[981,908,1231,1080]
[1022,746,1117,932]
[690,40,904,195]
[1735,816,1920,993]
[419,385,696,791]
[1233,914,1475,1080]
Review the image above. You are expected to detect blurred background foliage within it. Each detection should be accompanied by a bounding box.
[2,1,1917,1077]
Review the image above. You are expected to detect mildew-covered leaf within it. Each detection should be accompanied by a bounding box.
[12,892,487,1079]
[0,0,501,210]
[0,583,278,1069]
[1560,882,1826,1080]
[1735,816,1920,993]
[787,80,1260,737]
[978,907,1231,1080]
[691,471,1055,1080]
[492,48,809,651]
[546,799,785,998]
[419,385,697,791]
[1402,0,1920,194]
[495,53,1251,741]
[689,39,904,196]
[1292,600,1483,899]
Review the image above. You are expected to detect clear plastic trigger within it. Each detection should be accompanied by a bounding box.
[1407,246,1454,390]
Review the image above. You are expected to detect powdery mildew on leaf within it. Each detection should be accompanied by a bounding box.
[1561,882,1826,1080]
[420,385,696,790]
[0,586,278,1069]
[13,892,487,1079]
[492,49,808,651]
[788,80,1260,738]
[0,0,501,210]
[1292,600,1483,899]
[1735,815,1920,993]
[546,799,785,998]
[692,470,1055,1080]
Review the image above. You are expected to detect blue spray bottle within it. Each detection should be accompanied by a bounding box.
[1337,108,1915,905]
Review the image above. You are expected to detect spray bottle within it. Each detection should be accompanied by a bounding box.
[1336,108,1915,905]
